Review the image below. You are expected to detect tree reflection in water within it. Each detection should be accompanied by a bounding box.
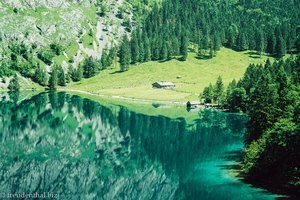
[0,92,277,200]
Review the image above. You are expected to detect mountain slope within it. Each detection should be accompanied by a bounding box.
[0,0,132,78]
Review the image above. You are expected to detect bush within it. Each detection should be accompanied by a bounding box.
[50,43,63,56]
[37,48,55,65]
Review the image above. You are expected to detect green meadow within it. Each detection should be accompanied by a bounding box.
[69,48,274,102]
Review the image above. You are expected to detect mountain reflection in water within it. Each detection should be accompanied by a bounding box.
[0,92,279,200]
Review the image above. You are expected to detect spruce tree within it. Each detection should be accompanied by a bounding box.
[65,72,71,83]
[138,42,145,63]
[180,36,188,61]
[119,36,131,72]
[276,37,286,58]
[257,31,265,56]
[144,36,151,61]
[209,45,214,59]
[213,76,224,104]
[237,32,248,51]
[70,65,83,82]
[227,87,247,112]
[101,50,108,68]
[57,65,66,86]
[131,34,139,64]
[83,57,98,78]
[213,34,221,52]
[172,37,180,56]
[34,63,48,86]
[247,74,279,142]
[267,33,276,54]
[202,83,214,103]
[160,43,168,60]
[49,66,58,90]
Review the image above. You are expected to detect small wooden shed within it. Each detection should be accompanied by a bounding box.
[152,82,176,89]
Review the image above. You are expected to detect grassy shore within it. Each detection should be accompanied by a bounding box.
[64,90,202,124]
[69,48,273,102]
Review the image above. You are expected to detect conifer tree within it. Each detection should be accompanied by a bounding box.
[138,42,145,63]
[276,37,286,58]
[247,74,279,142]
[172,37,180,56]
[131,34,139,64]
[267,33,276,54]
[227,87,247,112]
[160,43,168,60]
[257,31,265,56]
[202,83,214,103]
[180,36,188,61]
[144,36,151,61]
[65,72,71,83]
[34,63,48,86]
[119,36,131,72]
[237,32,248,51]
[83,57,98,78]
[49,66,58,90]
[213,76,224,104]
[57,65,66,86]
[70,65,83,82]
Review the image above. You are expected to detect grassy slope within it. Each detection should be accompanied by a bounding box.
[69,48,273,102]
[19,78,44,90]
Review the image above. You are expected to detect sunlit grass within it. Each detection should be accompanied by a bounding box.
[70,48,274,102]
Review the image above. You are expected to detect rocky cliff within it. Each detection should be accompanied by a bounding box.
[0,0,132,72]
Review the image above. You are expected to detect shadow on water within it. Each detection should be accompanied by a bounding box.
[242,178,300,199]
[0,92,289,200]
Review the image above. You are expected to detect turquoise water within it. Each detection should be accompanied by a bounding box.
[0,92,281,199]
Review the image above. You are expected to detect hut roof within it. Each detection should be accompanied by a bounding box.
[153,82,175,86]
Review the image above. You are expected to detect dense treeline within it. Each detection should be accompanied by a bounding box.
[2,0,300,88]
[127,0,300,63]
[201,55,300,192]
[242,56,300,193]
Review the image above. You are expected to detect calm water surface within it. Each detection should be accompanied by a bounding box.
[0,92,281,200]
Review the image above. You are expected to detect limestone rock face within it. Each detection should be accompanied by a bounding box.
[2,0,95,8]
[0,0,131,71]
[2,0,69,8]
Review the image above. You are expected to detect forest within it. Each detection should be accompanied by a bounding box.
[120,0,300,67]
[201,55,300,193]
[2,0,300,87]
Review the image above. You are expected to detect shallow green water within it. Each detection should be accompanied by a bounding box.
[0,92,281,199]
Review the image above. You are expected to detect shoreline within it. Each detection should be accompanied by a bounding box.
[59,88,187,105]
[1,88,225,111]
[1,88,188,105]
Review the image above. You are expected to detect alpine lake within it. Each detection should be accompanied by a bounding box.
[0,92,284,200]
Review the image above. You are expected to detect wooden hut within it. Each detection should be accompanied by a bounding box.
[152,82,176,89]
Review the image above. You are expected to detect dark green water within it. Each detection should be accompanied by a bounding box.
[0,92,281,200]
